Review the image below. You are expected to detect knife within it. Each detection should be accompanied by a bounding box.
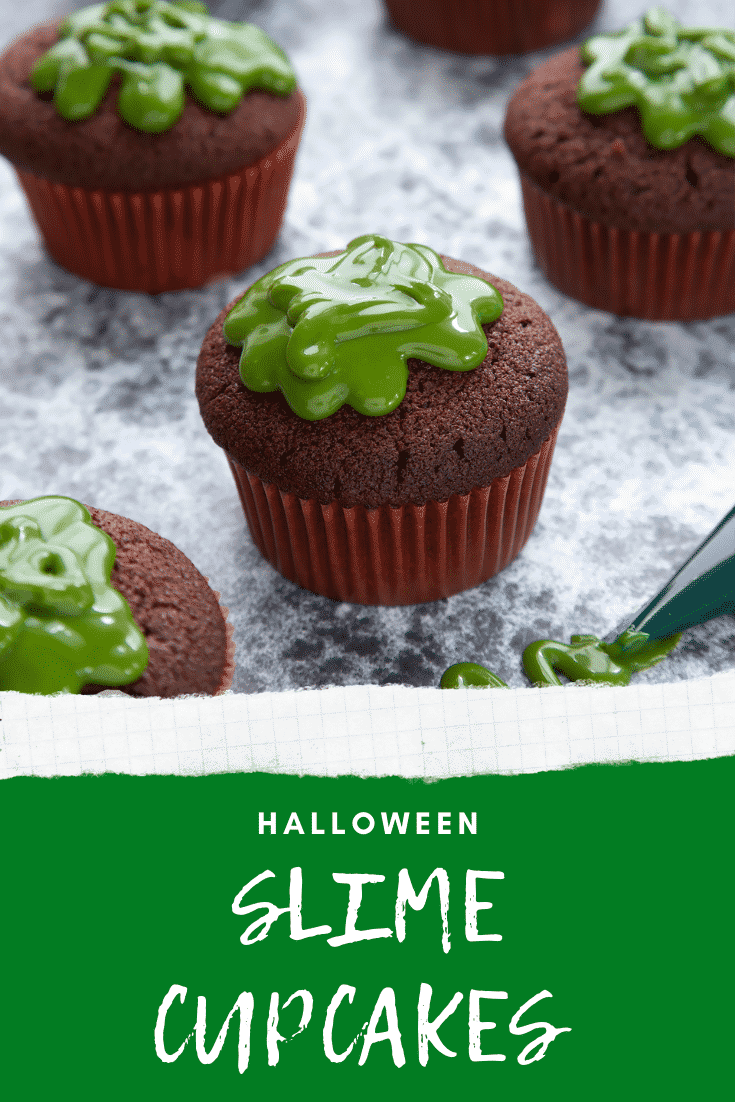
[605,503,735,651]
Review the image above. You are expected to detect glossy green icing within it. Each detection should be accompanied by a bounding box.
[578,7,735,155]
[522,629,681,688]
[440,662,508,689]
[223,234,504,420]
[0,497,148,695]
[31,0,296,133]
[440,628,681,691]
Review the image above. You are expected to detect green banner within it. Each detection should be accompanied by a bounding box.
[2,758,732,1098]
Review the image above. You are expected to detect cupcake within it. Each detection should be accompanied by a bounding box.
[196,234,567,606]
[383,0,601,56]
[0,1,305,293]
[504,7,735,320]
[0,496,234,696]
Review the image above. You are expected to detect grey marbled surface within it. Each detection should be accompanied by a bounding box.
[0,0,733,693]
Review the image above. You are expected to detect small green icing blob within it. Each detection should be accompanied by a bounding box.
[522,629,682,688]
[440,662,508,689]
[0,497,148,695]
[31,0,296,133]
[223,234,504,420]
[578,6,735,155]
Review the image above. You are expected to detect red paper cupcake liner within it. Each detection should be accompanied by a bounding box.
[227,427,559,606]
[14,91,306,294]
[520,173,735,321]
[384,0,601,55]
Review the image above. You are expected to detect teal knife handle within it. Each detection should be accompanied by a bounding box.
[623,505,735,645]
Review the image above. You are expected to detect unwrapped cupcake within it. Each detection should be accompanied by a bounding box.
[384,0,601,56]
[0,496,234,695]
[504,6,735,320]
[0,1,305,293]
[196,234,568,606]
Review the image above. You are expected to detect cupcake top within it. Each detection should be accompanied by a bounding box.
[0,498,232,697]
[30,0,296,133]
[0,3,302,189]
[503,8,735,235]
[578,7,735,155]
[197,250,567,508]
[222,235,504,420]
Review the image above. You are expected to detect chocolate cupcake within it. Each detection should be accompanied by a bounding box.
[0,1,305,293]
[384,0,601,56]
[0,497,234,696]
[504,8,735,319]
[196,234,567,606]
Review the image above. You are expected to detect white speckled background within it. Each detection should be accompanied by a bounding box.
[0,0,733,694]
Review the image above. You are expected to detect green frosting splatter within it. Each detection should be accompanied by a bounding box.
[31,0,296,133]
[223,234,504,420]
[439,629,681,690]
[440,662,508,689]
[578,6,735,155]
[521,629,681,688]
[0,497,148,695]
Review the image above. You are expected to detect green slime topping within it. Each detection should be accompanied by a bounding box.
[439,629,681,690]
[522,629,681,687]
[578,6,735,155]
[440,662,508,689]
[0,497,148,694]
[222,234,504,420]
[31,0,296,133]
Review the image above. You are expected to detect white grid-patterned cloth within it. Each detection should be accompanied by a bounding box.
[1,671,733,778]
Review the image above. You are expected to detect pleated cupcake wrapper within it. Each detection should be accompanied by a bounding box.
[14,90,306,294]
[520,173,735,321]
[227,427,558,606]
[384,0,600,55]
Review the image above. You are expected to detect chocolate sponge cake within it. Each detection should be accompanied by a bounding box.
[0,500,234,697]
[81,506,234,698]
[196,246,567,605]
[504,48,735,236]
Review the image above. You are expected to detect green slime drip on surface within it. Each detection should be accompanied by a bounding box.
[31,0,296,133]
[522,629,682,687]
[578,6,735,155]
[440,663,509,689]
[439,629,681,690]
[222,234,504,420]
[0,497,148,694]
